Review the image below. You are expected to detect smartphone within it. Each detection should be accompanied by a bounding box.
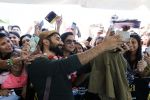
[29,35,40,52]
[86,37,92,42]
[39,20,44,30]
[116,30,130,42]
[145,47,150,55]
[71,22,76,30]
[45,11,58,24]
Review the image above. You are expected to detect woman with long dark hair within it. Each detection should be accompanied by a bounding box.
[124,33,150,100]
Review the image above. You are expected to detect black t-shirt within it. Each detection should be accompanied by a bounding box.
[27,55,82,100]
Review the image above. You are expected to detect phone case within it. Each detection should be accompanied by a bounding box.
[45,11,57,24]
[29,35,40,52]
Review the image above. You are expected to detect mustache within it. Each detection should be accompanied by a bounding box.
[57,44,64,48]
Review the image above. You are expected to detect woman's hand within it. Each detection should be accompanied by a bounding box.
[55,16,62,32]
[143,52,150,65]
[137,60,147,72]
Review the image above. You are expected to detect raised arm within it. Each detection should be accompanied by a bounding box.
[77,35,123,65]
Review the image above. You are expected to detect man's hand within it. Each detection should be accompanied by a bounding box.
[102,35,124,51]
[117,43,130,54]
[77,35,123,65]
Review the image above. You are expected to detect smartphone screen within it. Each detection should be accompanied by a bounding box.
[71,22,76,29]
[39,20,44,30]
[116,30,130,42]
[29,35,40,52]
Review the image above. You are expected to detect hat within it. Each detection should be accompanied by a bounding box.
[39,30,59,40]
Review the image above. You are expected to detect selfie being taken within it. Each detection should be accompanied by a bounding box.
[0,0,150,100]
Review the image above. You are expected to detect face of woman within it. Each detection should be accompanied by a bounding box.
[75,44,83,53]
[22,36,31,46]
[95,38,103,46]
[9,34,20,47]
[0,37,13,54]
[128,37,139,52]
[63,35,76,52]
[141,35,148,45]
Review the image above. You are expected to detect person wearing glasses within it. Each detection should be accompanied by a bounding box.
[60,32,76,58]
[27,30,124,100]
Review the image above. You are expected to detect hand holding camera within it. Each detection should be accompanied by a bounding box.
[116,30,130,42]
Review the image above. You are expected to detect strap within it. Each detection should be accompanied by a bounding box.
[43,77,52,100]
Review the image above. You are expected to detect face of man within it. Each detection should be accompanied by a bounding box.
[46,34,63,55]
[0,37,13,54]
[63,35,76,53]
[9,34,20,47]
[12,27,21,34]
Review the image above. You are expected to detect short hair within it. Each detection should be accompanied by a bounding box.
[11,25,21,31]
[9,32,20,38]
[60,32,74,42]
[0,32,7,38]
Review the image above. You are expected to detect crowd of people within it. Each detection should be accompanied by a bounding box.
[0,17,150,100]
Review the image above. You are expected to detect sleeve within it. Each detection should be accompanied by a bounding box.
[27,55,82,77]
[76,63,91,75]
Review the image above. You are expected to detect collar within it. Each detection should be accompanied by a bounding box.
[48,55,62,60]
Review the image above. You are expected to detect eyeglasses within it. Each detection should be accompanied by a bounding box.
[65,39,76,44]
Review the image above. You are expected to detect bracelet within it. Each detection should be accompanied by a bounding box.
[6,58,13,67]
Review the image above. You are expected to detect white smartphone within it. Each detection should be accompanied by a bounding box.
[116,30,130,42]
[145,47,150,55]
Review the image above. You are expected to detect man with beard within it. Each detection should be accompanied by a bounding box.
[27,30,123,100]
[25,30,63,100]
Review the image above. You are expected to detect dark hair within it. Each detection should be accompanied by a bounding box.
[60,32,74,43]
[0,26,9,36]
[19,34,31,47]
[0,32,7,38]
[94,36,104,46]
[11,25,21,31]
[74,42,85,53]
[124,34,142,69]
[9,32,20,38]
[41,28,48,32]
[0,33,12,59]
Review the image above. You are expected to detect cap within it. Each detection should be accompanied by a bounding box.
[38,30,59,47]
[39,30,59,39]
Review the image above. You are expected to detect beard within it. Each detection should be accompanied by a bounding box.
[49,45,63,56]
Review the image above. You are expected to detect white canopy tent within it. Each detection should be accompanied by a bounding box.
[0,0,150,39]
[0,0,150,10]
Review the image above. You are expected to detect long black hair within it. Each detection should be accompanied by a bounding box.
[124,34,142,69]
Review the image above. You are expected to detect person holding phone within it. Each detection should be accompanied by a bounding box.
[124,33,150,100]
[27,30,123,100]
